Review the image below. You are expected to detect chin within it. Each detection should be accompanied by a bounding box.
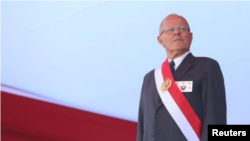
[173,46,186,50]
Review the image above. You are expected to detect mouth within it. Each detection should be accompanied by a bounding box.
[173,39,182,42]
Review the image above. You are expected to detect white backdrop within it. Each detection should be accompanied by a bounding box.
[2,1,250,124]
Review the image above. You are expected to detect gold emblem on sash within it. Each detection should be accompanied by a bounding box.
[161,78,172,92]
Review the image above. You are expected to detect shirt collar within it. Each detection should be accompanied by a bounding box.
[168,51,190,70]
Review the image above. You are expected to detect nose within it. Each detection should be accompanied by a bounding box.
[174,28,180,35]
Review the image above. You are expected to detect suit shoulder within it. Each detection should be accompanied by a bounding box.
[195,56,220,65]
[194,56,222,72]
[143,69,155,79]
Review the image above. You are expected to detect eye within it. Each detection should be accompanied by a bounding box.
[179,27,185,31]
[167,28,174,33]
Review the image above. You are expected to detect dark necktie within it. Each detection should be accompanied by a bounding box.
[169,60,175,75]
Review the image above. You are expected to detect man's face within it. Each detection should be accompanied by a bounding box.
[158,15,193,54]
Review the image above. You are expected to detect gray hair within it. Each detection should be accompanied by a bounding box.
[159,14,190,35]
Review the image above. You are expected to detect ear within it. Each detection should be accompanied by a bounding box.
[157,36,163,46]
[190,32,193,43]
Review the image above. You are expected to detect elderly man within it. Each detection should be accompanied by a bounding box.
[136,14,227,141]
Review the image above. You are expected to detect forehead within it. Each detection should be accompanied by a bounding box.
[163,15,189,27]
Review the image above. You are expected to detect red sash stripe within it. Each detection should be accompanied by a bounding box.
[162,60,201,139]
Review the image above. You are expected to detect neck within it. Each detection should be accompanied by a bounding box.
[167,50,188,60]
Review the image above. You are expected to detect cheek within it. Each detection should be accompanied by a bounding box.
[163,38,171,45]
[164,41,172,48]
[183,36,191,44]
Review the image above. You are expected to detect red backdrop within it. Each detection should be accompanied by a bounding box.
[1,91,137,141]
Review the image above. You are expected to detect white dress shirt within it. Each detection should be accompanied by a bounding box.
[168,51,190,70]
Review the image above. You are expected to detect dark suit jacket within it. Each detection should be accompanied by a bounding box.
[136,53,227,141]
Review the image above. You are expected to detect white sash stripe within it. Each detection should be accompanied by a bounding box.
[154,67,200,141]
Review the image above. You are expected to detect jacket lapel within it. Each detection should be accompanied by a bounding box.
[174,53,195,81]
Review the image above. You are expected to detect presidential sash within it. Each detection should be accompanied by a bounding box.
[154,60,201,141]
